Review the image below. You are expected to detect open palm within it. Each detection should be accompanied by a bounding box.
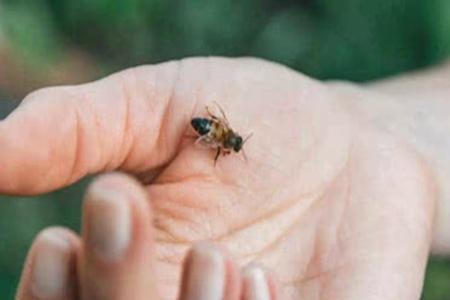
[3,58,434,299]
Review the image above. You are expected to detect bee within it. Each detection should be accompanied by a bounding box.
[191,102,252,165]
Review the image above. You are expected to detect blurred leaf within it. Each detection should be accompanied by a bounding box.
[425,0,450,63]
[422,258,450,300]
[0,1,62,69]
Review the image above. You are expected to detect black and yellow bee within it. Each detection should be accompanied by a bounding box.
[191,103,251,165]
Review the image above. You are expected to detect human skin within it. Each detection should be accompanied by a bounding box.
[345,61,450,255]
[4,57,446,299]
[16,172,274,300]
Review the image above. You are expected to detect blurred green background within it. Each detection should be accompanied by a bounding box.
[1,0,450,299]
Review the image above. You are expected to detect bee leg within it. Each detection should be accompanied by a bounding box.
[214,148,221,166]
[223,150,231,156]
[195,136,205,146]
[195,135,212,147]
[184,127,200,140]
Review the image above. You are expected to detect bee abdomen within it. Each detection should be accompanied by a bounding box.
[191,118,212,135]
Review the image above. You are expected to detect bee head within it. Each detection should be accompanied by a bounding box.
[191,118,211,135]
[231,136,243,152]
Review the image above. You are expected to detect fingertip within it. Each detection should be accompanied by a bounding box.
[242,263,275,300]
[83,182,132,262]
[80,172,157,299]
[35,227,81,248]
[82,172,153,262]
[0,87,82,195]
[179,241,242,300]
[179,242,226,300]
[0,61,185,195]
[87,172,150,207]
[17,227,80,300]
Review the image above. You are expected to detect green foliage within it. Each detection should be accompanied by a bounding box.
[423,258,450,300]
[427,0,450,63]
[0,1,63,68]
[2,0,450,79]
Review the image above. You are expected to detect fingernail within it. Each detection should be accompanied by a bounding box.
[243,264,271,300]
[31,229,73,299]
[183,243,225,300]
[86,185,131,261]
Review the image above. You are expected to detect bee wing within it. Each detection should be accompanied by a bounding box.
[195,135,220,149]
[213,101,231,127]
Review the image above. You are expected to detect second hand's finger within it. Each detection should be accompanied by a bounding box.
[79,172,158,300]
[178,242,241,300]
[242,264,277,300]
[0,60,186,195]
[15,227,80,300]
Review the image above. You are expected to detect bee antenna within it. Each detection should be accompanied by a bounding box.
[243,132,253,144]
[241,133,253,163]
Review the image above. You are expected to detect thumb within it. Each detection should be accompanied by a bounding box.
[0,60,188,195]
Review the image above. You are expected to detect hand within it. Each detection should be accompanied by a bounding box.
[16,173,277,300]
[2,57,434,299]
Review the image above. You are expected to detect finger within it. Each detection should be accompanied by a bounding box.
[178,242,241,300]
[79,172,158,300]
[0,60,186,195]
[16,227,80,300]
[242,264,277,300]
